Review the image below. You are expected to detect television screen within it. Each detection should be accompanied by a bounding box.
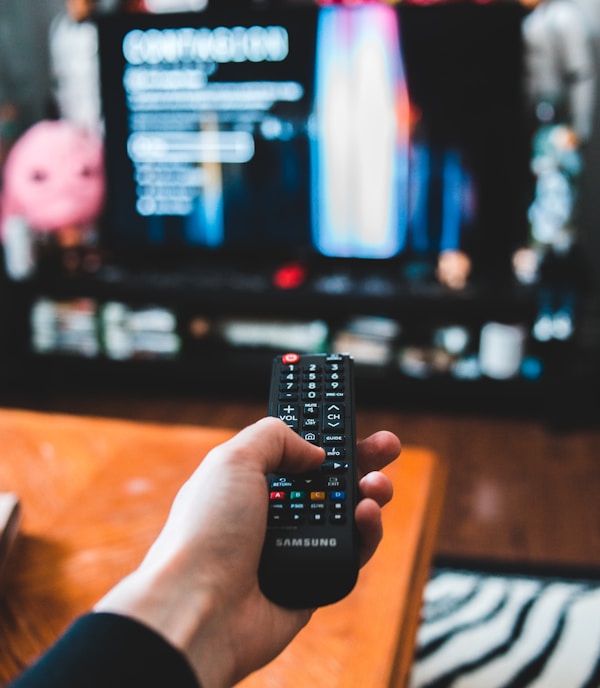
[97,1,530,283]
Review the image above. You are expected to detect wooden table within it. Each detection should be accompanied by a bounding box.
[0,408,446,688]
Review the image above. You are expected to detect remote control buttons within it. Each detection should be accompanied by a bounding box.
[282,352,300,365]
[301,431,320,444]
[268,354,353,529]
[323,403,344,431]
[267,475,348,526]
[278,403,299,430]
[321,460,348,474]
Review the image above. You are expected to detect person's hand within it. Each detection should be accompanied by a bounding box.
[95,417,400,688]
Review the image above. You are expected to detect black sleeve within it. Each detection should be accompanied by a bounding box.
[9,612,201,688]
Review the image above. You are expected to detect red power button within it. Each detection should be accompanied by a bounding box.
[282,353,300,365]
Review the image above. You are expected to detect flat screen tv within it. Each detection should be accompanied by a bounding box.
[96,0,530,285]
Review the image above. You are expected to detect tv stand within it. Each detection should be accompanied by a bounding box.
[1,255,596,427]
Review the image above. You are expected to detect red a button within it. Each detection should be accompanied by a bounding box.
[270,491,286,501]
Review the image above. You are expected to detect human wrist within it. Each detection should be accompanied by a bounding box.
[94,556,234,688]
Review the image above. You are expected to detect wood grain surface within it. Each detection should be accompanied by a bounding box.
[0,408,445,687]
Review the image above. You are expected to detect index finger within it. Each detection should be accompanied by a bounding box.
[356,430,401,476]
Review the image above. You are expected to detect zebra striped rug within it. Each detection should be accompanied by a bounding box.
[410,566,600,688]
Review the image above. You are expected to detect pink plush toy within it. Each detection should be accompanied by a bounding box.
[1,119,105,277]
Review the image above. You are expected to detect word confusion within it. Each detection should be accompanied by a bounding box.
[123,25,290,65]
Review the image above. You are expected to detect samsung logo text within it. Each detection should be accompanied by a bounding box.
[276,538,338,548]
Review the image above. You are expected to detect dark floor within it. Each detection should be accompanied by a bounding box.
[6,389,600,574]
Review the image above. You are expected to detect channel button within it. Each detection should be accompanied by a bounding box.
[323,403,345,432]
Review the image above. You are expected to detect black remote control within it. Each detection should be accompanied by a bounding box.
[258,352,359,608]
